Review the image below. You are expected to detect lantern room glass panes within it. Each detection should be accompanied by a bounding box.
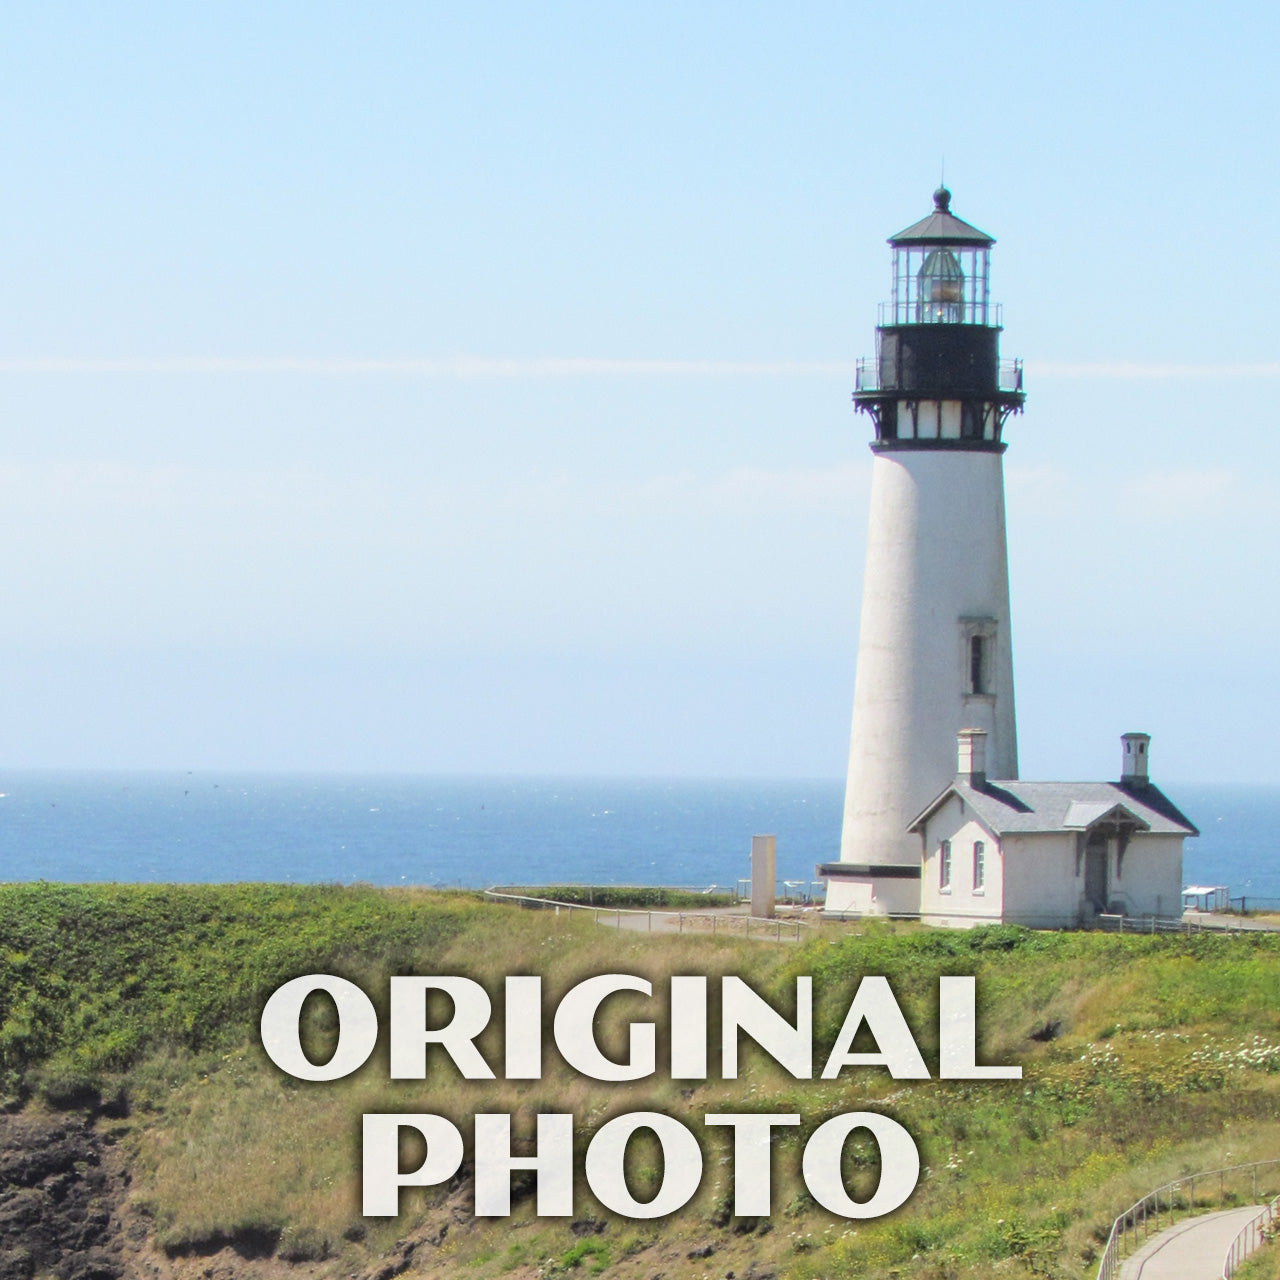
[918,248,964,322]
[889,244,991,325]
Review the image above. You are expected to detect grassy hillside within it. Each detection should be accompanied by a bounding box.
[2,884,1280,1280]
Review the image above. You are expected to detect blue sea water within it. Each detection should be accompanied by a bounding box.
[0,772,1274,900]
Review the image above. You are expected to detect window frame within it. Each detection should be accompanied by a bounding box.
[960,617,998,703]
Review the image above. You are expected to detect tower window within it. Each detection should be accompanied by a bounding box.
[940,840,952,891]
[960,619,998,701]
[970,635,986,695]
[973,841,985,892]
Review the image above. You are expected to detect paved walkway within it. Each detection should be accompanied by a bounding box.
[1183,912,1280,934]
[1119,1205,1266,1280]
[585,904,814,942]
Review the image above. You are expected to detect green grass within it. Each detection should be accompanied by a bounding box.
[1231,1234,1280,1280]
[0,882,480,1102]
[5,886,1280,1279]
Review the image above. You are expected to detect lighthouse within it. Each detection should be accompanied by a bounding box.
[822,188,1025,915]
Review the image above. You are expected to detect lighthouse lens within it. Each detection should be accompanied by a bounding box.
[917,248,965,322]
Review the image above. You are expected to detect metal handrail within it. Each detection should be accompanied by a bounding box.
[1223,1195,1279,1279]
[1096,1159,1280,1280]
[999,359,1024,392]
[481,888,813,943]
[852,356,1023,395]
[1096,912,1210,935]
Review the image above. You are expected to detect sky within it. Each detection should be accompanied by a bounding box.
[0,2,1277,782]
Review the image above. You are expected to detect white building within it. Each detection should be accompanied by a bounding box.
[909,731,1197,928]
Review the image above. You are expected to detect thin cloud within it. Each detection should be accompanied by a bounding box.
[0,356,858,377]
[1027,360,1280,379]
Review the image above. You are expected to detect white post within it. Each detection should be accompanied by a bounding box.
[750,835,776,920]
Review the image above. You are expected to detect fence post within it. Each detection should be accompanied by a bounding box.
[647,911,652,932]
[679,912,684,934]
[746,917,750,940]
[712,914,716,937]
[776,920,781,942]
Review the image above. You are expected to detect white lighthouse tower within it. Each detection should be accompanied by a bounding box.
[822,188,1025,915]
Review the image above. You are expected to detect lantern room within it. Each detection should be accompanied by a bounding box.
[886,186,994,328]
[852,187,1023,446]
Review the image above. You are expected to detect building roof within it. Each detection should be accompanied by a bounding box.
[909,778,1200,838]
[889,187,995,247]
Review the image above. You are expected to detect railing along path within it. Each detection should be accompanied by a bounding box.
[482,888,813,943]
[1096,1159,1280,1280]
[1223,1196,1279,1279]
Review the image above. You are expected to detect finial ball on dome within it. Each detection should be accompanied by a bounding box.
[933,185,951,213]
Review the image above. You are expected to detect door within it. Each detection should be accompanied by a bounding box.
[1084,839,1109,913]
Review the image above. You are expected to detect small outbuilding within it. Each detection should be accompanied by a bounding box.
[907,730,1198,928]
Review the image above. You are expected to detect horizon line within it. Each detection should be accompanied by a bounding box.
[0,356,1276,379]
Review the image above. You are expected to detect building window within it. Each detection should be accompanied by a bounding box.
[940,840,952,891]
[973,840,985,892]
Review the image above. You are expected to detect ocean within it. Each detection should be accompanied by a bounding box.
[0,772,1274,901]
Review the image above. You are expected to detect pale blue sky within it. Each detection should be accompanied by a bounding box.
[0,3,1276,781]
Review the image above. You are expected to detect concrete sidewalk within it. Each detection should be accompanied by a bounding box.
[1119,1205,1266,1280]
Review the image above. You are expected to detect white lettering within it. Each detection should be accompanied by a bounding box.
[821,976,930,1080]
[704,1113,800,1215]
[722,977,812,1078]
[389,977,495,1080]
[474,1112,574,1216]
[259,974,378,1082]
[939,976,1021,1079]
[801,1112,920,1218]
[585,1112,702,1218]
[362,1114,464,1216]
[553,974,655,1081]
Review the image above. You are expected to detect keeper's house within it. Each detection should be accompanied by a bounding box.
[907,730,1198,928]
